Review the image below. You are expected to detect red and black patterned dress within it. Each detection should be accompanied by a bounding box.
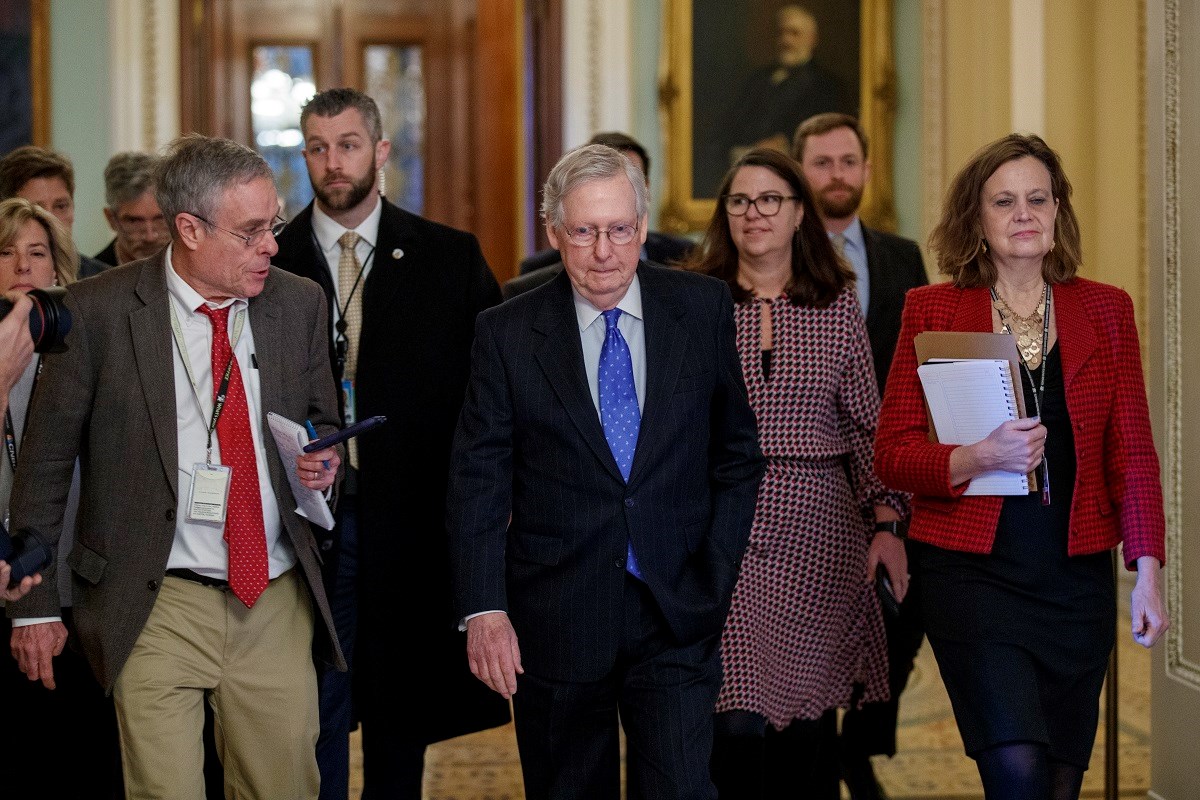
[716,286,906,729]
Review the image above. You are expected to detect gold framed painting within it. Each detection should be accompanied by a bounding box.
[659,0,896,234]
[0,0,51,152]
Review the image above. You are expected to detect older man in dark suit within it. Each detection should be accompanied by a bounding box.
[794,112,928,800]
[448,144,765,800]
[7,134,344,799]
[272,87,509,800]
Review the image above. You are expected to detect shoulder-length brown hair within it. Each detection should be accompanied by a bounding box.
[685,148,851,307]
[0,197,77,286]
[929,133,1081,287]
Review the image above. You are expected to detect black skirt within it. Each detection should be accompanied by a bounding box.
[914,346,1115,767]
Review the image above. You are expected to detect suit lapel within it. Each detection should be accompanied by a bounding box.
[951,285,994,332]
[1051,280,1095,390]
[362,203,413,311]
[628,265,686,486]
[862,227,885,335]
[533,273,625,484]
[249,279,287,497]
[277,205,334,292]
[130,256,180,498]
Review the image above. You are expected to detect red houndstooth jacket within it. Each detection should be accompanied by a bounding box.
[874,278,1165,568]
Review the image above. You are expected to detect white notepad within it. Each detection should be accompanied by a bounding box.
[266,412,336,530]
[917,359,1030,496]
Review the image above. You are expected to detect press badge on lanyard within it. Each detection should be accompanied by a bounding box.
[189,464,232,522]
[171,302,246,524]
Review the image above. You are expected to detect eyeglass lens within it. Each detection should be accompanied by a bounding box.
[725,194,786,216]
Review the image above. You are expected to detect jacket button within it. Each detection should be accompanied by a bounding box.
[624,498,635,508]
[165,508,175,521]
[614,558,624,568]
[147,580,159,591]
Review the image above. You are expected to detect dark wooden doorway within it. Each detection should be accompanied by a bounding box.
[178,0,523,278]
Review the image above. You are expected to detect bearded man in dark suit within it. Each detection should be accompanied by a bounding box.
[272,87,509,800]
[448,143,764,800]
[7,134,344,798]
[794,112,928,800]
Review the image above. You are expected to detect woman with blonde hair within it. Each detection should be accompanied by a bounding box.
[0,196,124,797]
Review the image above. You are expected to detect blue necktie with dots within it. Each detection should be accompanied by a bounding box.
[598,308,643,579]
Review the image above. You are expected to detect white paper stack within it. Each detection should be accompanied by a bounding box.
[917,359,1030,496]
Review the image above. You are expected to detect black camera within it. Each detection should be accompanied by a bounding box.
[0,286,72,353]
[0,522,51,587]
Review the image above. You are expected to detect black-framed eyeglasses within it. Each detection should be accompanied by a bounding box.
[192,213,286,248]
[561,222,640,247]
[722,193,799,217]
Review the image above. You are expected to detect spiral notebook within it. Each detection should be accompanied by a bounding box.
[917,357,1031,495]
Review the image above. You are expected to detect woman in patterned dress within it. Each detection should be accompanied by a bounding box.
[874,134,1167,800]
[689,148,908,799]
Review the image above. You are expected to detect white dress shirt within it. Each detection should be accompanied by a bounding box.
[832,216,870,315]
[165,246,292,580]
[311,197,384,334]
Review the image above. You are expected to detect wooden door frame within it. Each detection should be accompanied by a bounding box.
[526,0,562,255]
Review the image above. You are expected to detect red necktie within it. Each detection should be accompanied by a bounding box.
[197,304,269,607]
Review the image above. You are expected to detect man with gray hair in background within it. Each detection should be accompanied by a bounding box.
[94,151,171,267]
[7,133,345,798]
[448,143,764,799]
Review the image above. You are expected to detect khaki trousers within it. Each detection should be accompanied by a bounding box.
[113,570,320,800]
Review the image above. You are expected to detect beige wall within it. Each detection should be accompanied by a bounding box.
[1045,0,1146,334]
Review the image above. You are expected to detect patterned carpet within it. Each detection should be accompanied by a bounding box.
[350,604,1150,799]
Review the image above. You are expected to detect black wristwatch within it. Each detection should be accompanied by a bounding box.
[874,520,908,539]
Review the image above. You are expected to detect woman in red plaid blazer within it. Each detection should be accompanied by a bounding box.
[874,134,1167,800]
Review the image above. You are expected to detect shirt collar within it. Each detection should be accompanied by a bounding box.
[312,196,383,256]
[164,243,246,316]
[573,272,643,332]
[839,216,866,253]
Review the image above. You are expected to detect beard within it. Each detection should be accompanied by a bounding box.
[314,168,377,212]
[816,181,864,220]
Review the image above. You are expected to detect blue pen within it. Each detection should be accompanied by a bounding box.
[304,419,332,470]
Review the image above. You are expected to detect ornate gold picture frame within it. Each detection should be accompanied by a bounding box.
[659,0,896,234]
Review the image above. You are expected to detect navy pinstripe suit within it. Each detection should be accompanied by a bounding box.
[448,262,764,799]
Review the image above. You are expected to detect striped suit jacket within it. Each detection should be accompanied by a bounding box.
[874,278,1165,568]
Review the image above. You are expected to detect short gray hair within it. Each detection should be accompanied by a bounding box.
[541,144,649,229]
[104,151,160,210]
[155,135,273,238]
[301,88,384,144]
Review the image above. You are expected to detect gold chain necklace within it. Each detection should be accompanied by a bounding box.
[992,285,1048,369]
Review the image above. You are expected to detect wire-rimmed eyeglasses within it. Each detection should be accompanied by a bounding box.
[722,193,800,217]
[191,213,287,248]
[560,222,640,247]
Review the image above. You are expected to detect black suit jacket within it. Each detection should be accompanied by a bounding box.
[862,226,928,397]
[448,264,765,682]
[518,230,695,275]
[93,240,119,268]
[78,252,111,279]
[272,199,510,742]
